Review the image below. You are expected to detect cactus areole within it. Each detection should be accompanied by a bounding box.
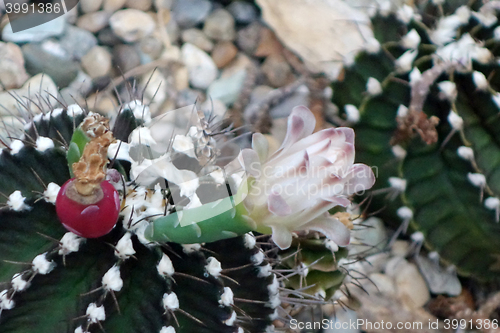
[56,114,120,238]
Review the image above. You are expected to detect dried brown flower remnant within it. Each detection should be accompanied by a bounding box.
[73,114,115,196]
[391,109,440,145]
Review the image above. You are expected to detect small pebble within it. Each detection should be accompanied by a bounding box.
[227,1,259,24]
[261,54,293,87]
[80,0,103,13]
[110,9,156,42]
[0,42,29,89]
[82,46,113,79]
[77,11,111,33]
[182,29,214,52]
[3,14,66,43]
[113,44,141,73]
[126,0,152,11]
[236,22,262,55]
[103,0,127,12]
[211,41,238,68]
[58,25,98,60]
[203,9,236,41]
[181,43,218,89]
[172,0,212,29]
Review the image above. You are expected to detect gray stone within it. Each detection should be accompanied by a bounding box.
[181,43,218,89]
[172,0,212,29]
[22,43,79,88]
[139,36,164,61]
[0,42,29,89]
[236,22,262,55]
[227,1,258,24]
[58,25,98,60]
[97,27,123,46]
[261,54,293,87]
[110,9,156,42]
[113,44,141,73]
[67,71,93,96]
[2,14,66,43]
[203,9,236,41]
[182,29,214,52]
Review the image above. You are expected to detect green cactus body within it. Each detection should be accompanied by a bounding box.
[332,2,500,280]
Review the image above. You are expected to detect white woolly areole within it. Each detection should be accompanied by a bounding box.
[32,253,55,275]
[395,49,418,73]
[265,325,276,333]
[12,273,29,291]
[268,275,279,295]
[129,127,157,147]
[468,173,486,187]
[392,145,407,159]
[267,293,281,309]
[102,265,123,292]
[448,111,464,130]
[257,264,272,278]
[35,137,54,152]
[162,292,179,310]
[366,77,382,96]
[388,177,407,192]
[182,243,201,254]
[438,81,457,101]
[485,197,500,210]
[269,309,279,320]
[67,104,84,117]
[224,311,237,326]
[397,4,415,24]
[0,290,14,310]
[243,233,256,249]
[86,303,106,323]
[251,250,265,265]
[397,104,409,118]
[159,326,176,333]
[108,140,131,162]
[43,183,60,204]
[457,146,474,161]
[7,191,30,212]
[401,29,421,49]
[409,67,422,86]
[324,239,339,253]
[219,287,234,306]
[172,135,196,158]
[127,100,151,124]
[473,71,488,90]
[364,38,380,54]
[344,104,360,123]
[74,326,89,333]
[115,233,136,259]
[493,94,500,110]
[59,232,83,255]
[397,206,413,220]
[206,257,222,277]
[411,231,425,243]
[157,254,175,277]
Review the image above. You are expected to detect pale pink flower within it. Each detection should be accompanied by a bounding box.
[234,106,375,249]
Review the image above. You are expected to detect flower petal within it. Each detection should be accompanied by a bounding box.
[343,164,376,195]
[268,192,292,216]
[271,224,293,250]
[238,149,261,178]
[303,217,351,246]
[252,133,269,163]
[279,106,316,150]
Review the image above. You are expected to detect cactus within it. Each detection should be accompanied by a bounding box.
[331,1,500,280]
[0,96,369,332]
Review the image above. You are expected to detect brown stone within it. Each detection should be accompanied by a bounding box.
[211,41,238,69]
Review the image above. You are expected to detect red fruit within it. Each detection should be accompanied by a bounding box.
[56,178,121,238]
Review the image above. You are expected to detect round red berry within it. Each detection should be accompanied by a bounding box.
[56,178,121,238]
